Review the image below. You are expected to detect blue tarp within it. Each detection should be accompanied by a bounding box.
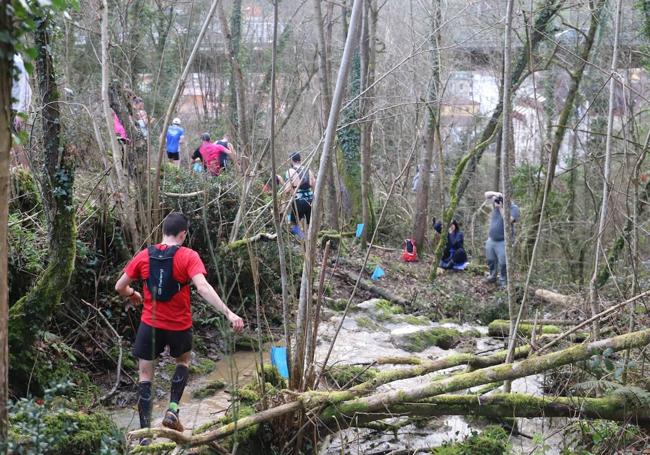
[270,346,289,379]
[371,265,385,281]
[355,223,365,238]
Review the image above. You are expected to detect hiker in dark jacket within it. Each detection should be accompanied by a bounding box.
[283,152,316,239]
[440,220,467,269]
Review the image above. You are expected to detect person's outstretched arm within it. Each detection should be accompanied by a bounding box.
[191,273,244,332]
[484,191,502,200]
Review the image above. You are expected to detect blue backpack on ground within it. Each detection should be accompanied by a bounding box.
[146,246,186,301]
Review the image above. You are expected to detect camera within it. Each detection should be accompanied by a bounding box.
[494,196,503,205]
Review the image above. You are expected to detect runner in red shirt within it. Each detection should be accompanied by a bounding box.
[115,212,244,442]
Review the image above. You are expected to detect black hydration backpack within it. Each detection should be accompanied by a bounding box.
[296,166,311,191]
[146,245,185,301]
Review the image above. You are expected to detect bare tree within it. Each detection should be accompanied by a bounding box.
[0,1,11,444]
[589,0,623,337]
[291,0,364,390]
[412,0,442,251]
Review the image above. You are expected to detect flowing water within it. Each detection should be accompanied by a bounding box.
[108,349,267,432]
[107,299,566,453]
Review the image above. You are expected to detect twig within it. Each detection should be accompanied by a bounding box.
[81,299,124,403]
[538,290,650,352]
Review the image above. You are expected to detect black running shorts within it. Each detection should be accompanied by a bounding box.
[167,151,180,161]
[132,321,192,360]
[289,198,312,224]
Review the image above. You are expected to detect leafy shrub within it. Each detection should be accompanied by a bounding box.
[4,383,124,455]
[432,425,510,455]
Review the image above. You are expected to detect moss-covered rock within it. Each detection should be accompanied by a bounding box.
[325,365,378,387]
[190,358,217,376]
[403,314,431,326]
[374,299,404,322]
[326,298,349,312]
[461,328,482,338]
[355,316,384,331]
[391,327,461,352]
[192,379,227,399]
[431,425,510,454]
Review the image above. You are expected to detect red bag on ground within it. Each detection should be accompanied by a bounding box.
[402,239,417,262]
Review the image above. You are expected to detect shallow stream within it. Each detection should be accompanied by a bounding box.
[108,299,566,453]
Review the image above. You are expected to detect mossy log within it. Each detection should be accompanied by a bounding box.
[129,329,650,447]
[488,319,589,341]
[347,393,650,426]
[318,327,650,421]
[334,269,409,306]
[226,232,278,251]
[128,345,530,446]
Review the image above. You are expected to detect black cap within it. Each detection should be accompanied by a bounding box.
[201,133,211,142]
[290,152,301,162]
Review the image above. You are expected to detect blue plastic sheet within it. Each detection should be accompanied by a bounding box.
[371,265,385,281]
[355,223,365,238]
[270,346,289,379]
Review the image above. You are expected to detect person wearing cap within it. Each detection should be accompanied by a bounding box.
[283,152,316,239]
[215,135,237,171]
[166,118,185,167]
[192,133,229,176]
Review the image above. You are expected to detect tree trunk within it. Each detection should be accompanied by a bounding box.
[454,0,563,203]
[100,0,140,250]
[269,0,292,370]
[337,50,362,224]
[151,0,220,231]
[525,0,606,263]
[359,0,377,247]
[500,0,516,393]
[291,0,363,390]
[8,17,77,394]
[313,0,340,231]
[589,0,622,337]
[0,1,11,443]
[219,0,248,160]
[413,0,441,251]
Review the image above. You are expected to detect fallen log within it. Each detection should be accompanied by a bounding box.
[487,319,589,341]
[350,393,650,425]
[519,319,580,326]
[318,327,650,421]
[333,269,410,306]
[129,327,650,448]
[534,289,581,306]
[128,346,530,445]
[226,232,278,251]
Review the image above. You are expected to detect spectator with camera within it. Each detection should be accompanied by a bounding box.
[484,191,520,287]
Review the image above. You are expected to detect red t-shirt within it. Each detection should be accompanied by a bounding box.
[124,245,207,331]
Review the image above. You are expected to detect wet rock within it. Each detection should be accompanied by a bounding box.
[390,326,461,352]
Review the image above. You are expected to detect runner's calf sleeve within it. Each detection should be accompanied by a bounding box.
[138,381,153,428]
[170,365,189,407]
